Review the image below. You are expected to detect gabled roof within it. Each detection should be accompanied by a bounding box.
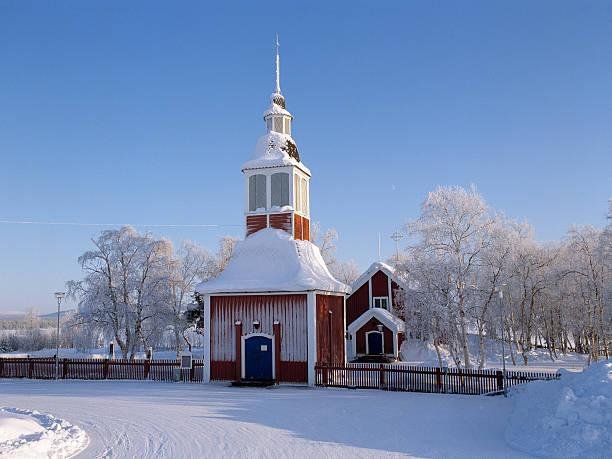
[350,261,410,294]
[195,228,350,295]
[347,307,405,334]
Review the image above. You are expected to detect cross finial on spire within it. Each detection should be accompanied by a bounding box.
[275,34,281,94]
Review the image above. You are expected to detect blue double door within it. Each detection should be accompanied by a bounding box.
[244,335,273,380]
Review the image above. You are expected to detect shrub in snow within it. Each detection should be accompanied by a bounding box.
[505,362,611,458]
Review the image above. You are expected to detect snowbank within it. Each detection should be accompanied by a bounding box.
[0,415,44,442]
[0,407,88,458]
[400,339,452,367]
[506,361,611,458]
[399,335,587,371]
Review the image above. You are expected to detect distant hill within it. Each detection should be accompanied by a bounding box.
[39,310,76,320]
[0,310,76,321]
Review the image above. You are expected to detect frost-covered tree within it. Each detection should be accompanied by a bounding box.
[404,186,495,369]
[68,227,174,359]
[164,241,217,357]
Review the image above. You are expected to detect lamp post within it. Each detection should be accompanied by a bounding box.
[495,285,507,397]
[54,291,66,380]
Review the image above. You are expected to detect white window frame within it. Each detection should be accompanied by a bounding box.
[372,296,389,310]
[365,330,385,355]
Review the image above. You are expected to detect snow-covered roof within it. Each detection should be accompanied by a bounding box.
[195,228,350,295]
[347,307,405,334]
[263,98,292,118]
[241,131,310,175]
[351,261,410,294]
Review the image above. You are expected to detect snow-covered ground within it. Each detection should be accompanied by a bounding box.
[0,379,533,458]
[0,407,88,458]
[400,337,588,372]
[506,361,611,458]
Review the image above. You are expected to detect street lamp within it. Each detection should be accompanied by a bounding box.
[495,285,507,397]
[54,291,66,380]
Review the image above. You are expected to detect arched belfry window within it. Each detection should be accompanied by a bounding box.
[249,174,267,211]
[271,172,290,208]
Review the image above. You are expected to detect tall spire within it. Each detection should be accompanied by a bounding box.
[275,34,281,94]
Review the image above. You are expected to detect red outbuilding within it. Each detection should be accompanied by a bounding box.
[345,262,407,361]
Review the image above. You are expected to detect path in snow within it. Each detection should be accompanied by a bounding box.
[0,380,534,458]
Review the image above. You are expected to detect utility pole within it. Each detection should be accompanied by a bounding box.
[390,231,404,265]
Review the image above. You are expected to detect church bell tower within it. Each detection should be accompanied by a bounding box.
[241,37,311,241]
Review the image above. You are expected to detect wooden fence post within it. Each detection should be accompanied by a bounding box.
[323,364,329,386]
[62,359,68,379]
[103,359,109,379]
[190,364,195,382]
[379,364,385,390]
[436,367,442,392]
[0,359,4,378]
[496,370,503,392]
[28,357,33,379]
[144,360,150,380]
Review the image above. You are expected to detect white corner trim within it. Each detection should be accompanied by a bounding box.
[203,295,211,383]
[307,291,317,386]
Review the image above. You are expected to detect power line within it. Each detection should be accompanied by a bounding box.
[0,219,243,228]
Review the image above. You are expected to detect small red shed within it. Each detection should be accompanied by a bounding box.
[345,262,407,360]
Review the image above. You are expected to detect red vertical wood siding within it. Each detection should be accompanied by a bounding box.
[293,214,303,240]
[302,218,310,241]
[371,270,389,297]
[316,295,345,364]
[210,295,308,383]
[246,215,268,236]
[355,318,394,354]
[269,213,292,233]
[346,282,369,325]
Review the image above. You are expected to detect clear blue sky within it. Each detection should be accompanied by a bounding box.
[0,1,610,313]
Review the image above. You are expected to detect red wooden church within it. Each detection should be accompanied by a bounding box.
[345,262,407,361]
[196,45,350,386]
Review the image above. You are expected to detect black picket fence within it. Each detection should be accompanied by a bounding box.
[0,357,205,383]
[315,363,560,395]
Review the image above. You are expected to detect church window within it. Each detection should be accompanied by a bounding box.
[301,177,308,214]
[274,117,283,132]
[271,172,290,207]
[249,174,267,211]
[284,118,291,136]
[294,174,301,212]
